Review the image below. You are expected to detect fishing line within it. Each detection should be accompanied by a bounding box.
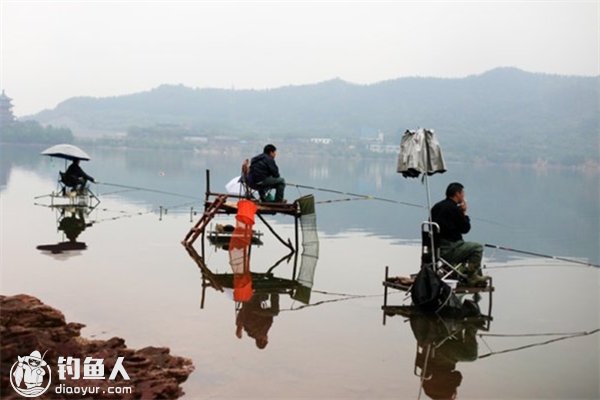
[484,243,599,268]
[287,182,508,227]
[485,263,591,270]
[93,201,196,224]
[315,197,372,205]
[480,330,599,338]
[287,182,424,208]
[96,188,140,196]
[312,289,383,297]
[282,293,383,312]
[96,181,201,200]
[478,329,599,359]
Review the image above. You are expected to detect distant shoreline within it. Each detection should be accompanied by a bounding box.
[1,140,598,174]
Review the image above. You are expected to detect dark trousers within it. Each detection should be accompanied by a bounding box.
[439,239,484,274]
[256,177,285,202]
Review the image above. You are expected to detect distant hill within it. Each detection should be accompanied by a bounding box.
[30,68,599,164]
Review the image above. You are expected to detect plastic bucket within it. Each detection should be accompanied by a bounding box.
[236,199,257,225]
[233,273,253,302]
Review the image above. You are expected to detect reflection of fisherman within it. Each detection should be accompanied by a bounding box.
[12,351,47,389]
[411,316,479,400]
[65,159,95,192]
[58,209,87,242]
[235,293,280,349]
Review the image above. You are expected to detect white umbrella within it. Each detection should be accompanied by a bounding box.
[225,176,243,195]
[41,144,91,161]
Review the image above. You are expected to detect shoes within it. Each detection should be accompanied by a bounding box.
[261,198,287,204]
[466,274,490,287]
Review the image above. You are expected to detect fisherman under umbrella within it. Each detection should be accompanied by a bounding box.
[41,144,96,194]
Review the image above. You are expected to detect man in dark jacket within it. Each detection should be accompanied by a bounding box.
[431,182,487,286]
[248,144,285,202]
[64,159,95,193]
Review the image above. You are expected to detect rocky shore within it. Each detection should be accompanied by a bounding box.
[0,294,194,399]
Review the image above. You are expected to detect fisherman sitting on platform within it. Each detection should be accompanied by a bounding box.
[431,182,489,286]
[64,159,95,193]
[248,144,286,203]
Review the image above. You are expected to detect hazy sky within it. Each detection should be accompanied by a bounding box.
[1,1,598,116]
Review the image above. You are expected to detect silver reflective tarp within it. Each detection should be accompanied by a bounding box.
[397,128,446,178]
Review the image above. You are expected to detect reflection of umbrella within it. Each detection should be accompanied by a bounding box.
[36,242,87,260]
[41,144,91,161]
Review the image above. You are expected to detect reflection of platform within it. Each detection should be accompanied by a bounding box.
[382,266,494,324]
[35,188,100,211]
[213,273,298,293]
[208,200,299,217]
[37,241,87,254]
[383,277,495,295]
[184,244,314,307]
[382,304,492,325]
[207,230,264,247]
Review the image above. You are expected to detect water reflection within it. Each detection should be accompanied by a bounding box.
[185,240,320,351]
[410,315,484,400]
[182,192,320,352]
[2,143,597,265]
[185,243,315,308]
[385,310,489,400]
[235,292,280,349]
[36,205,94,257]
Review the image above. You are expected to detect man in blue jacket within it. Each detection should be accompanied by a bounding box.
[248,144,286,202]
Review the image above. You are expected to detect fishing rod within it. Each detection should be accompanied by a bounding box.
[478,329,599,359]
[95,181,201,200]
[93,200,197,224]
[282,293,383,312]
[484,243,600,268]
[315,197,372,205]
[289,182,509,226]
[288,182,424,208]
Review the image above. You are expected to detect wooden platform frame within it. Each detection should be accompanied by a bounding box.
[182,169,307,307]
[182,169,301,259]
[382,266,494,326]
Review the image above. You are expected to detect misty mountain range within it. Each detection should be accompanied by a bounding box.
[30,67,598,164]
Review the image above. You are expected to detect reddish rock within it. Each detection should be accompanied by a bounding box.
[0,294,194,399]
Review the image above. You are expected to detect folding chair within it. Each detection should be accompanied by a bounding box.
[239,159,254,198]
[240,159,274,202]
[58,171,80,195]
[420,221,468,282]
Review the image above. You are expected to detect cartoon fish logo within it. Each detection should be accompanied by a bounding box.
[10,350,52,398]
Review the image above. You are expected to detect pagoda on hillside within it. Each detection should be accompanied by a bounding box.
[0,90,16,127]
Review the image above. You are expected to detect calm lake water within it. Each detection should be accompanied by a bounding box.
[1,143,599,399]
